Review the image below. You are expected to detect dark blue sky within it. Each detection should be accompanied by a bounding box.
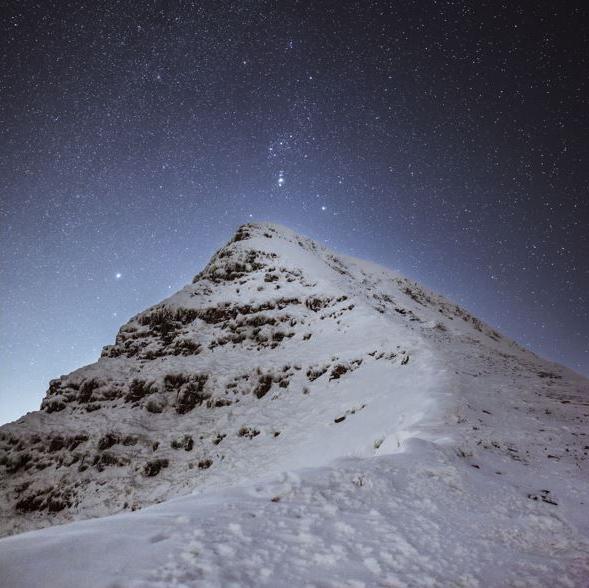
[1,1,588,423]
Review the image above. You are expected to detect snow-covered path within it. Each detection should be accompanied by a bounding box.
[1,439,588,587]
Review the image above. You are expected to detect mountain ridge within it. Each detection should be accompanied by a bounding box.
[1,222,588,586]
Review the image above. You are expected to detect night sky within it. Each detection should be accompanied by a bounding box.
[1,1,588,424]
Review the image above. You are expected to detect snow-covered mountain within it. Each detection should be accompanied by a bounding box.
[1,222,588,587]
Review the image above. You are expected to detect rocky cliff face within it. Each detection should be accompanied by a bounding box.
[1,223,587,543]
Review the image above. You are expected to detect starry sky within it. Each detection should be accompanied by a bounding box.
[1,1,588,424]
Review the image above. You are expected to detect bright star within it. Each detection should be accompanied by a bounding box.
[115,272,122,279]
[321,205,327,211]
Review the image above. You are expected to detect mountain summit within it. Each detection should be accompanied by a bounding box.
[1,223,588,586]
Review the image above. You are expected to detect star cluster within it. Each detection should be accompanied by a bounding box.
[1,1,587,423]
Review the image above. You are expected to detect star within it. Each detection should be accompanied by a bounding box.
[115,273,122,279]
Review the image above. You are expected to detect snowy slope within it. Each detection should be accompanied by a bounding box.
[1,222,588,586]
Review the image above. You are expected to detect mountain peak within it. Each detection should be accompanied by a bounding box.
[1,222,588,583]
[231,221,297,239]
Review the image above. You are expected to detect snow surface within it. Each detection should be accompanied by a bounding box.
[1,222,588,586]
